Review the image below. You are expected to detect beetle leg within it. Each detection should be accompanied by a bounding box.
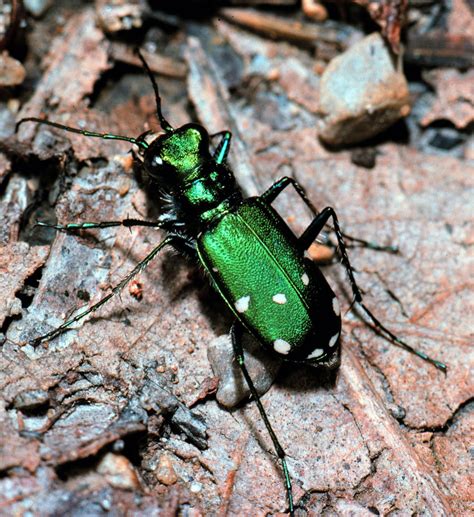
[262,176,397,252]
[210,130,232,164]
[230,320,295,516]
[261,176,317,212]
[35,218,163,233]
[299,207,446,372]
[26,234,187,347]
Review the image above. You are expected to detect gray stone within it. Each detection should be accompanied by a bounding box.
[208,333,282,408]
[318,32,410,146]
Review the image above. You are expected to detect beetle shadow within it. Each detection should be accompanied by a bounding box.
[279,356,339,392]
[100,250,230,327]
[160,251,236,337]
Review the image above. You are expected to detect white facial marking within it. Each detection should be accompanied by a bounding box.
[329,332,339,348]
[235,295,250,313]
[152,155,163,166]
[301,273,309,286]
[332,297,340,316]
[306,348,324,360]
[273,339,291,355]
[272,293,287,305]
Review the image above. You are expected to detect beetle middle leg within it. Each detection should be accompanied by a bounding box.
[36,218,163,233]
[299,207,446,371]
[230,320,295,516]
[26,234,188,347]
[262,176,397,253]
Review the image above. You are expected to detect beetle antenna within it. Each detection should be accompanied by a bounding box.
[135,48,173,133]
[15,118,149,149]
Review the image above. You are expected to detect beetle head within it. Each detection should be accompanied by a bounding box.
[138,123,211,188]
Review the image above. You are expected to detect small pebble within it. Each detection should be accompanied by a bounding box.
[97,453,141,490]
[302,0,328,21]
[96,0,144,34]
[23,0,53,18]
[190,481,202,493]
[0,52,25,86]
[306,242,335,263]
[155,453,178,486]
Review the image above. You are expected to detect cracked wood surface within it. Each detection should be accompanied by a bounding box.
[0,4,472,516]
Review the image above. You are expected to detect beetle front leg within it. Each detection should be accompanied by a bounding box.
[210,130,232,164]
[299,207,446,372]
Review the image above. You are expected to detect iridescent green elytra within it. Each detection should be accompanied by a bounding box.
[17,50,446,517]
[197,198,341,362]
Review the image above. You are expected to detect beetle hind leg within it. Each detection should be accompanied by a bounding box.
[299,207,447,372]
[230,321,295,516]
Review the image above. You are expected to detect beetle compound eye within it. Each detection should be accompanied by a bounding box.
[144,152,179,187]
[145,152,165,175]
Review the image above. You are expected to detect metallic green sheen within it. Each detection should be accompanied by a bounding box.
[145,125,241,229]
[197,198,340,361]
[161,127,205,177]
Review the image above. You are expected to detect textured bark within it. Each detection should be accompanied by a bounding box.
[0,3,472,516]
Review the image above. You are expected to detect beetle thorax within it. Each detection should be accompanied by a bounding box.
[142,123,242,231]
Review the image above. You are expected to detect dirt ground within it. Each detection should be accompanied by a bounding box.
[0,2,472,515]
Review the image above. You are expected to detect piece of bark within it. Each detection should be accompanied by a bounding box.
[0,242,48,328]
[352,0,408,53]
[405,32,474,69]
[109,42,187,79]
[16,9,110,150]
[421,69,474,130]
[1,5,471,516]
[219,7,359,53]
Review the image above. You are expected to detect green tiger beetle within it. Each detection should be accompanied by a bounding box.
[17,51,446,515]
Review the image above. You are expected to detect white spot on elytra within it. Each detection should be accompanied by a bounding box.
[235,295,250,313]
[273,339,291,355]
[212,267,219,273]
[306,348,324,360]
[329,332,339,348]
[272,293,287,304]
[332,297,340,316]
[301,273,309,286]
